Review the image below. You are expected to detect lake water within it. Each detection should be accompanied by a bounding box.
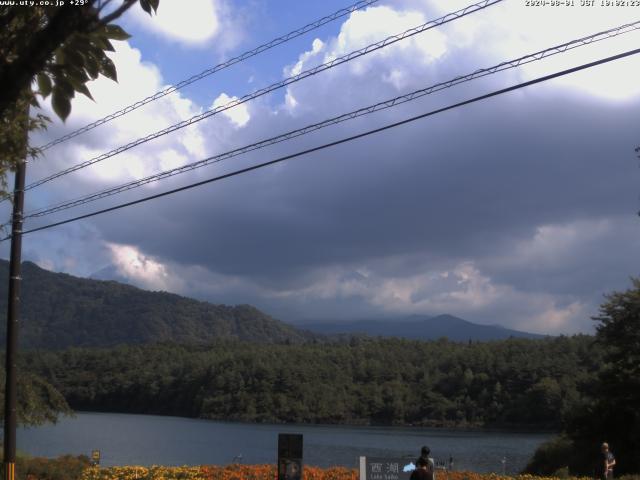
[18,412,550,474]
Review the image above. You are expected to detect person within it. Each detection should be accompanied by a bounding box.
[415,446,435,480]
[595,443,616,480]
[410,457,433,480]
[603,443,616,479]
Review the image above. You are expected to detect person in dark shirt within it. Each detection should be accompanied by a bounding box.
[416,446,435,471]
[603,443,616,479]
[595,443,616,480]
[410,457,433,480]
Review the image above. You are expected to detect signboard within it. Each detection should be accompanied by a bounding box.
[278,433,303,480]
[359,457,415,480]
[91,450,100,466]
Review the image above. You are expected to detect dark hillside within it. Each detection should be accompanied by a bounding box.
[0,260,317,348]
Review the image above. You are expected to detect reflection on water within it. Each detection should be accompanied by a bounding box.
[18,412,550,473]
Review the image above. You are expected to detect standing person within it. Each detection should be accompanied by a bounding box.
[410,458,433,480]
[595,443,616,480]
[602,443,616,479]
[416,446,435,480]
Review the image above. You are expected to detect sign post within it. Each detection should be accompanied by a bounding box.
[359,457,416,480]
[278,433,303,480]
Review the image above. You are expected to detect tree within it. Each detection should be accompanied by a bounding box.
[0,370,72,427]
[1,0,161,431]
[0,0,159,196]
[586,278,640,474]
[526,279,640,475]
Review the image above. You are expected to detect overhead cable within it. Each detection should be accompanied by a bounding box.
[35,0,381,153]
[4,46,637,241]
[15,0,502,197]
[20,20,640,220]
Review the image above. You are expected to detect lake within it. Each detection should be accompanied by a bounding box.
[18,412,550,474]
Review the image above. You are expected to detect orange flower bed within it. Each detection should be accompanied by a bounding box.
[80,465,596,480]
[200,465,358,480]
[81,464,359,480]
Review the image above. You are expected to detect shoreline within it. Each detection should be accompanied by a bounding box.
[70,409,558,435]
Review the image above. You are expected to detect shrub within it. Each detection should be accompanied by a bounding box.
[523,436,577,475]
[16,454,91,480]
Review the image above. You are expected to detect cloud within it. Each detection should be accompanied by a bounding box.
[259,259,592,334]
[478,216,640,298]
[7,1,640,335]
[420,0,640,100]
[329,6,447,65]
[25,41,206,202]
[130,0,221,46]
[212,93,251,128]
[106,243,175,291]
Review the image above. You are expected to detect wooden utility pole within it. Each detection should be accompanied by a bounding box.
[3,104,28,480]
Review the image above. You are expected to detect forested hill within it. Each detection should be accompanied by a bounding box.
[0,260,317,348]
[304,314,543,341]
[23,335,602,429]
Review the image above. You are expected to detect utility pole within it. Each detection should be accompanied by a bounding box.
[3,103,28,480]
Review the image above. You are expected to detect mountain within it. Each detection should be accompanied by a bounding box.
[301,313,545,341]
[0,260,317,349]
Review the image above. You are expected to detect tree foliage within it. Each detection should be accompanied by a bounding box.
[0,261,317,349]
[22,335,602,430]
[0,369,72,427]
[577,278,640,474]
[0,0,159,196]
[527,279,640,475]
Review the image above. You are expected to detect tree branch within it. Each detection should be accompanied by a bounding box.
[98,0,138,26]
[0,7,19,35]
[0,7,92,116]
[96,0,116,15]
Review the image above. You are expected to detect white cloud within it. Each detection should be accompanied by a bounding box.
[284,90,298,113]
[12,0,639,338]
[482,217,640,290]
[287,38,325,77]
[527,301,587,333]
[212,93,251,128]
[158,149,189,171]
[256,260,590,334]
[28,41,206,196]
[330,6,447,65]
[130,0,221,46]
[278,4,448,115]
[507,220,612,269]
[425,0,640,100]
[107,243,174,291]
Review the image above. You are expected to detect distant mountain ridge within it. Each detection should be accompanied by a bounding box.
[0,259,543,349]
[302,313,544,341]
[0,260,317,349]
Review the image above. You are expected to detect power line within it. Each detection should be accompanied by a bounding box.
[20,20,640,221]
[34,0,381,153]
[4,46,638,242]
[14,0,502,197]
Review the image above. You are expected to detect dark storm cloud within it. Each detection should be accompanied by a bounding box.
[11,3,640,333]
[88,88,639,291]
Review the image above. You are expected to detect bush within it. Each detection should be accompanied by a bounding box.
[15,454,91,480]
[523,436,577,475]
[553,467,570,478]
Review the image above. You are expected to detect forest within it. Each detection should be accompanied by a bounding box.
[22,335,601,429]
[0,260,317,349]
[4,274,639,474]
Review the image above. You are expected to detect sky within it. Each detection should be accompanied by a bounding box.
[1,0,640,334]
